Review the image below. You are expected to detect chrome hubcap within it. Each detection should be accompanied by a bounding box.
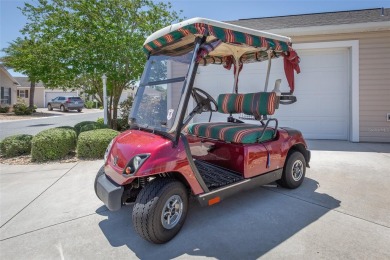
[292,160,304,181]
[161,195,183,229]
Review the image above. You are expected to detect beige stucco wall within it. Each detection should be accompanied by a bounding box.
[0,69,18,106]
[17,87,45,108]
[291,30,390,142]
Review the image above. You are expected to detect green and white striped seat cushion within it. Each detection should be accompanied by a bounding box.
[217,92,276,116]
[217,93,243,114]
[186,122,274,144]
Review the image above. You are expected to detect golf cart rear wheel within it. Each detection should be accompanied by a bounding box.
[132,178,188,244]
[277,151,306,189]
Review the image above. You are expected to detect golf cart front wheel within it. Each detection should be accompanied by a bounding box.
[132,178,188,244]
[277,151,306,189]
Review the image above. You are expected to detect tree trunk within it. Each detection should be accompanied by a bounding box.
[112,96,120,130]
[29,80,36,108]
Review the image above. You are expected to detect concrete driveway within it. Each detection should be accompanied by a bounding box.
[0,140,389,259]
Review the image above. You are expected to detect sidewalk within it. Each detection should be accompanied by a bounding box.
[0,141,389,259]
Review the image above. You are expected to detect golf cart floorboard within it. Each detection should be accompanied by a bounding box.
[194,160,244,190]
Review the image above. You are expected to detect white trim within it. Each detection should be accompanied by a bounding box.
[294,40,359,142]
[265,21,390,37]
[144,17,291,46]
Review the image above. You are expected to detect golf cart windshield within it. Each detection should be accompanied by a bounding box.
[129,51,194,132]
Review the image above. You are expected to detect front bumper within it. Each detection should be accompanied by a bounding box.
[96,174,124,211]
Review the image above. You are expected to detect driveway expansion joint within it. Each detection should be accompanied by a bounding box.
[0,208,109,242]
[0,162,80,229]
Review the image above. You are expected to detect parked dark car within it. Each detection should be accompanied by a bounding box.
[47,96,84,112]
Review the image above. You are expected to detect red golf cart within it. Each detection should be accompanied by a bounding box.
[95,18,310,244]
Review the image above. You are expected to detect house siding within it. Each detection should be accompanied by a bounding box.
[290,30,390,142]
[17,87,45,108]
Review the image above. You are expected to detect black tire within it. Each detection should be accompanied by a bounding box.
[94,166,105,198]
[77,108,82,112]
[277,151,306,189]
[132,178,188,244]
[60,105,65,112]
[48,104,53,111]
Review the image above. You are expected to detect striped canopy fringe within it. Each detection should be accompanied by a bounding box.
[144,23,290,54]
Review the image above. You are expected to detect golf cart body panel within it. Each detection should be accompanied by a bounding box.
[96,17,310,243]
[104,130,205,194]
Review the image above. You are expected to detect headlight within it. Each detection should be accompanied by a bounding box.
[133,155,143,169]
[104,139,115,163]
[123,154,150,175]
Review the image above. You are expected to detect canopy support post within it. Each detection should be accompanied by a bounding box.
[264,50,273,92]
[233,58,240,94]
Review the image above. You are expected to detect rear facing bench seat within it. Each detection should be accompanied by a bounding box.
[186,92,277,144]
[186,122,275,143]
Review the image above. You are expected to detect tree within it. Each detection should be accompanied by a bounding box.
[1,38,52,108]
[17,0,181,127]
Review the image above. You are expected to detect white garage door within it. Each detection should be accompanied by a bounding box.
[44,92,78,107]
[192,47,350,140]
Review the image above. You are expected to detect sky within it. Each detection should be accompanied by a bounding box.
[1,0,389,76]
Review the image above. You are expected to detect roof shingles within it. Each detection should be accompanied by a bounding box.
[227,8,390,30]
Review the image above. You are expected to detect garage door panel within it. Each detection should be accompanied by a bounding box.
[278,118,348,140]
[193,47,350,140]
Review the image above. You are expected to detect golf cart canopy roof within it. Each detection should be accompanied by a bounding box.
[143,17,300,93]
[143,17,293,58]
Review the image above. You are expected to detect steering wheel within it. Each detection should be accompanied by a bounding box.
[191,87,218,112]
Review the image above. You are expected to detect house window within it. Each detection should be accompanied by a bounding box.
[17,89,29,98]
[1,86,11,105]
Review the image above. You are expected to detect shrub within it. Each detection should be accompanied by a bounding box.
[0,106,9,113]
[13,99,33,115]
[74,121,95,135]
[0,134,33,157]
[31,128,77,162]
[116,118,129,131]
[77,129,119,159]
[79,122,109,133]
[85,100,94,109]
[96,117,104,124]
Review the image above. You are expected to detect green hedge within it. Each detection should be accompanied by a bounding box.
[31,128,77,162]
[77,129,119,159]
[79,122,109,134]
[0,134,33,157]
[74,121,95,135]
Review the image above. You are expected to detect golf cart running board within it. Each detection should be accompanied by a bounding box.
[194,160,244,190]
[196,167,282,207]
